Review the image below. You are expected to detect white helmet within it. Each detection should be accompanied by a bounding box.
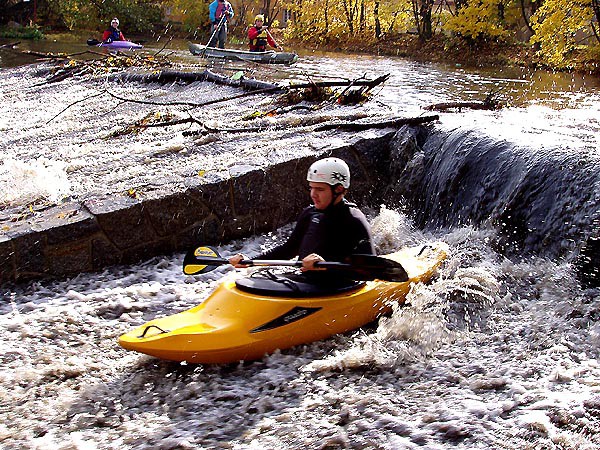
[307,157,350,189]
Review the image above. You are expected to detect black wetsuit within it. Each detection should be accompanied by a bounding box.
[258,199,375,261]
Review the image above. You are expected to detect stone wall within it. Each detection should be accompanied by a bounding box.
[0,131,397,283]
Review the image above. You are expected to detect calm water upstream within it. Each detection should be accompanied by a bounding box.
[1,34,600,449]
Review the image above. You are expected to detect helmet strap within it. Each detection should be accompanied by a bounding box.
[327,184,344,208]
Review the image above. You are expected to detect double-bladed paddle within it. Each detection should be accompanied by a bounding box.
[183,246,408,282]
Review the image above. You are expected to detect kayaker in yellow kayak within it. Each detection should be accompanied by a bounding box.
[229,157,375,272]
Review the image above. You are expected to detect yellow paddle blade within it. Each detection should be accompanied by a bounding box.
[184,264,208,275]
[183,246,223,275]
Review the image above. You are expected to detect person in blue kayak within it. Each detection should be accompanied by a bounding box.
[102,17,126,43]
[248,14,281,52]
[208,0,234,49]
[229,157,375,272]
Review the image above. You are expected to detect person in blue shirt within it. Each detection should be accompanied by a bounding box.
[208,0,234,49]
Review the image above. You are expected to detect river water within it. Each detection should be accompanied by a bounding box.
[1,36,600,449]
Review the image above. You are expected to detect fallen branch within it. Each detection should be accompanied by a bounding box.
[21,50,70,59]
[46,91,105,124]
[425,92,502,111]
[289,74,390,90]
[0,41,20,48]
[104,85,282,108]
[108,113,203,137]
[313,115,439,131]
[153,35,174,57]
[181,114,435,137]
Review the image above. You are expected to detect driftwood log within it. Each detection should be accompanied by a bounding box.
[425,92,502,111]
[110,69,282,92]
[109,70,391,94]
[313,115,439,131]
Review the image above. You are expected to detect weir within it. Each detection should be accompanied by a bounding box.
[384,126,600,285]
[0,129,397,283]
[1,125,598,286]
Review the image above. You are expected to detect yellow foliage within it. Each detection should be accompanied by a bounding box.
[445,0,509,41]
[530,0,594,68]
[282,0,412,43]
[166,0,209,31]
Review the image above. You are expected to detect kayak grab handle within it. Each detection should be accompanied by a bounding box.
[138,324,169,339]
[417,244,433,257]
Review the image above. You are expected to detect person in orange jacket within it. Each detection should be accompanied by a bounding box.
[248,15,281,52]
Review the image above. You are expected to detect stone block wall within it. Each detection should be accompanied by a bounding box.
[0,132,397,283]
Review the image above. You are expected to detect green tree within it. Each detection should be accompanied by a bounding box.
[39,0,161,32]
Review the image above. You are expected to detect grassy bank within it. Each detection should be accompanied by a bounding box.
[0,25,44,40]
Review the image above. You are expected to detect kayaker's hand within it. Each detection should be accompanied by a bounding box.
[301,253,326,271]
[229,253,249,268]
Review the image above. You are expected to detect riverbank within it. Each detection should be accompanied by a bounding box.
[6,26,598,75]
[279,31,600,75]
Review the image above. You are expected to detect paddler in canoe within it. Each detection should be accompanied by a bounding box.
[229,157,376,276]
[208,0,234,49]
[102,17,126,44]
[248,14,282,52]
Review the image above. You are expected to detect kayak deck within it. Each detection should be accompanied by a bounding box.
[119,242,448,364]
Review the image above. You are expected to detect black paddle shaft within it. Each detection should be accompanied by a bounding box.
[183,248,408,282]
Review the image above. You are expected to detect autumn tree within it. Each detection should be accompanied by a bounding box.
[530,0,596,68]
[412,0,434,40]
[444,0,510,42]
[165,0,209,33]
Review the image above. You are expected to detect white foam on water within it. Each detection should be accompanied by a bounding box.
[0,157,72,206]
[3,207,599,449]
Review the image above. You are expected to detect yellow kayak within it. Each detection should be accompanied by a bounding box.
[118,242,448,364]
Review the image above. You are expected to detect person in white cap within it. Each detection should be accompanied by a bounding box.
[230,157,375,271]
[102,17,126,43]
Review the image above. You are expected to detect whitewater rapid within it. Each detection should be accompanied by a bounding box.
[2,209,599,449]
[1,50,600,449]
